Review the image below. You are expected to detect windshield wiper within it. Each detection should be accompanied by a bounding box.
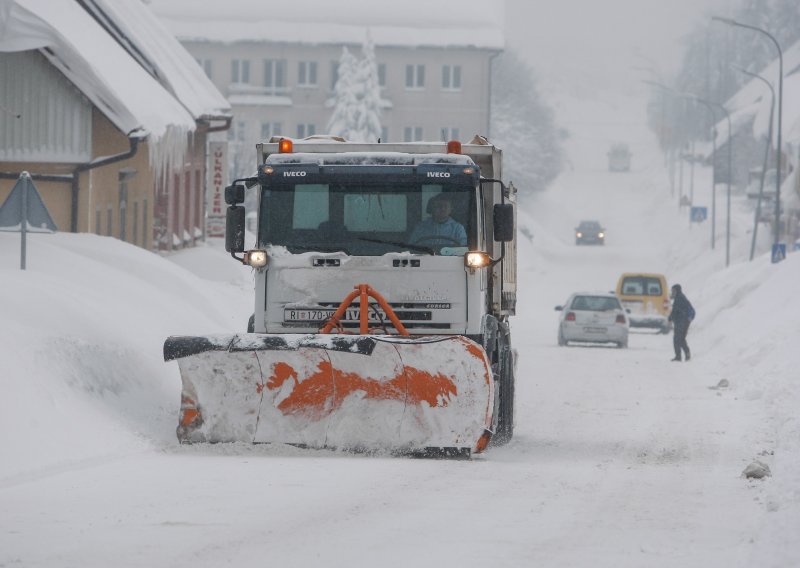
[287,244,351,254]
[356,237,433,254]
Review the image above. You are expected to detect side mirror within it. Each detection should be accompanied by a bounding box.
[225,205,246,253]
[555,306,563,311]
[493,203,514,242]
[225,184,244,205]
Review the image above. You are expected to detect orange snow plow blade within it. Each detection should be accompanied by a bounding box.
[163,333,494,456]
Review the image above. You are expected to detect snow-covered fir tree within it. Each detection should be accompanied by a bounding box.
[491,50,564,196]
[327,36,382,142]
[354,34,382,143]
[326,47,360,140]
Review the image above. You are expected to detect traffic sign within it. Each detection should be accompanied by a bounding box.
[0,171,57,232]
[690,206,707,223]
[771,243,786,264]
[0,172,57,270]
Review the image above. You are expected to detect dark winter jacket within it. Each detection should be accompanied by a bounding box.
[669,291,694,325]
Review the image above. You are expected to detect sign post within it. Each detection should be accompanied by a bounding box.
[206,141,228,238]
[0,172,58,269]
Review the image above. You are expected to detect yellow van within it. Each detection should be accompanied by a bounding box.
[615,273,671,333]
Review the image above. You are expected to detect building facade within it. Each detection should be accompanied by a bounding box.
[150,3,504,178]
[0,0,231,252]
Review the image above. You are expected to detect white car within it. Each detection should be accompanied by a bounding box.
[556,292,629,348]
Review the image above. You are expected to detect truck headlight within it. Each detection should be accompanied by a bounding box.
[465,251,491,269]
[244,249,268,267]
[598,232,605,238]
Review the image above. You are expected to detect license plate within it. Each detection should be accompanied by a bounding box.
[283,308,384,323]
[583,326,607,334]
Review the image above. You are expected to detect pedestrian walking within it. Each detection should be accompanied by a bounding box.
[668,284,695,362]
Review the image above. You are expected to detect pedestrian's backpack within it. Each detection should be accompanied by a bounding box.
[687,303,696,321]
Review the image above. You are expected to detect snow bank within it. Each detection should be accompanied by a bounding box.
[0,233,253,479]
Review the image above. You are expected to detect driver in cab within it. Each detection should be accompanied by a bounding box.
[409,193,467,246]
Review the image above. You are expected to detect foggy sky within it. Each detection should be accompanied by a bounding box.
[506,0,733,93]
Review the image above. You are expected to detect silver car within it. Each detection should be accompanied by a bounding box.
[556,292,629,348]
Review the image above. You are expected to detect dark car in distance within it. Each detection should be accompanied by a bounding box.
[575,220,605,245]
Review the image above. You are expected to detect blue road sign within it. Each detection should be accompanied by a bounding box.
[771,243,786,264]
[0,171,57,232]
[0,172,57,270]
[690,206,707,223]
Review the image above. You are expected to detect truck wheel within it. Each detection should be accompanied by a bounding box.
[492,343,515,446]
[247,314,255,333]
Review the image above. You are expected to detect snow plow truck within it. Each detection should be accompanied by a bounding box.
[164,136,517,457]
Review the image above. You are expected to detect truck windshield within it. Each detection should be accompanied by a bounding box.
[258,182,476,256]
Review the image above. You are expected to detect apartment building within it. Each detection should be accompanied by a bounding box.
[149,1,504,176]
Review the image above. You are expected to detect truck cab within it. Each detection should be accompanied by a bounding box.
[224,136,518,444]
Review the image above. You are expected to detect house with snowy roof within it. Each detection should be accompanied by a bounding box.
[0,0,231,251]
[148,0,504,178]
[713,37,800,240]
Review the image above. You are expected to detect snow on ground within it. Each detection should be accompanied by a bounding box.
[1,91,799,567]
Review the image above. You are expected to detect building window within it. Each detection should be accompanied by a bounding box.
[261,122,282,140]
[106,205,113,237]
[330,61,339,90]
[231,59,250,84]
[95,207,101,235]
[119,191,127,241]
[132,201,139,245]
[403,127,423,142]
[405,64,425,89]
[197,58,213,79]
[142,197,148,248]
[297,123,316,138]
[378,63,386,87]
[229,121,246,142]
[264,59,287,92]
[118,169,135,242]
[441,127,460,141]
[442,65,462,90]
[195,169,203,238]
[298,61,318,87]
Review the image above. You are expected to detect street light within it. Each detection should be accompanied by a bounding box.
[685,96,719,250]
[712,16,784,246]
[730,64,775,261]
[689,95,732,265]
[643,80,734,266]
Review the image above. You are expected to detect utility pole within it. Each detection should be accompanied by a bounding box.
[713,17,784,246]
[731,64,775,261]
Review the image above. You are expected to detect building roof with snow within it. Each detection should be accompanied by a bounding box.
[146,0,505,51]
[721,38,800,146]
[0,0,231,144]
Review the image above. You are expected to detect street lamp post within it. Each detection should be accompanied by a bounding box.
[644,80,733,265]
[693,97,733,267]
[689,138,696,207]
[688,97,718,250]
[731,64,775,261]
[713,16,784,246]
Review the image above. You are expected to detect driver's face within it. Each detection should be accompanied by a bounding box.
[431,200,452,223]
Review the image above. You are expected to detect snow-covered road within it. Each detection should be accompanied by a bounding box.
[2,96,798,567]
